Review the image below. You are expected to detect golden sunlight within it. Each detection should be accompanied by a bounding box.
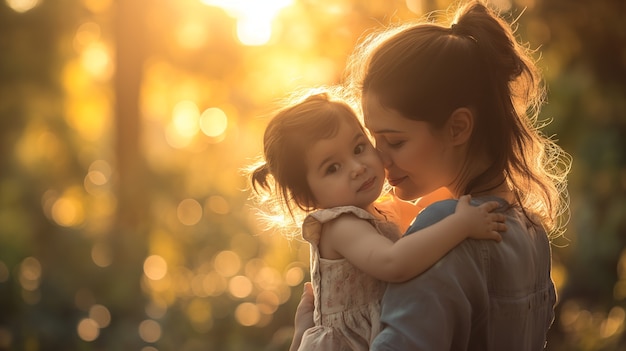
[200,0,294,46]
[176,19,209,50]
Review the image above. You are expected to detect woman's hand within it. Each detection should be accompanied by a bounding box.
[289,282,315,351]
[455,195,506,242]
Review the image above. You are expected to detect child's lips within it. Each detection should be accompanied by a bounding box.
[358,177,376,192]
[387,176,407,187]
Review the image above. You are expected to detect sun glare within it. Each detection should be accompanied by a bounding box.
[200,0,294,46]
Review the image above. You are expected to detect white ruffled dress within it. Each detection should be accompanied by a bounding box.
[298,206,400,351]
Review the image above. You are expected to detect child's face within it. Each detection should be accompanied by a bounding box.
[305,120,385,210]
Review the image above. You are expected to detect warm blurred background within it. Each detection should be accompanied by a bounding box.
[0,0,624,350]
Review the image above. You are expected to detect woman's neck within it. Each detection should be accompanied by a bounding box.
[452,175,514,203]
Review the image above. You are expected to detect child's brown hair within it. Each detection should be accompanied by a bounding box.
[250,92,367,223]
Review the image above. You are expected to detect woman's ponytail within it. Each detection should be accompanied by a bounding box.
[452,2,569,238]
[452,1,541,112]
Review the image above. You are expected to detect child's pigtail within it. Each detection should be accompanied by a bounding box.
[251,161,272,194]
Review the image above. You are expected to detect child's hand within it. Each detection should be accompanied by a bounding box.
[454,195,506,242]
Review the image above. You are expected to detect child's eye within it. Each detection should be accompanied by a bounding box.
[325,163,340,174]
[354,144,366,154]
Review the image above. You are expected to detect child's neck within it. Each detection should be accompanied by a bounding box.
[365,203,388,221]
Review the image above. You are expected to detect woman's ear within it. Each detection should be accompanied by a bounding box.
[446,107,474,146]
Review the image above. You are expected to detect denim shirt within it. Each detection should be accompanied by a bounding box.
[371,198,556,351]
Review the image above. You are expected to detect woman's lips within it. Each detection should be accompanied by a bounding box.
[387,176,407,187]
[358,177,376,192]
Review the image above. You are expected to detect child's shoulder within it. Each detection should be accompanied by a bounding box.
[302,206,375,245]
[306,206,375,225]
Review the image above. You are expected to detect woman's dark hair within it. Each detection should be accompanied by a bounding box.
[345,1,570,238]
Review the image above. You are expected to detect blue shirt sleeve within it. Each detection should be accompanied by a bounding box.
[405,199,458,235]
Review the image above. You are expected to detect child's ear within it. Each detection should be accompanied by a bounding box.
[446,107,474,146]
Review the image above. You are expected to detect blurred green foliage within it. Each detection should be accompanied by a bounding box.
[0,0,624,350]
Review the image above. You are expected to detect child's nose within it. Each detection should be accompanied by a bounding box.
[351,160,366,178]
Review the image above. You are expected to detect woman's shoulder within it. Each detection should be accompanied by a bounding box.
[405,196,510,235]
[405,199,458,234]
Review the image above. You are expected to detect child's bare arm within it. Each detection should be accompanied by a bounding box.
[325,196,506,283]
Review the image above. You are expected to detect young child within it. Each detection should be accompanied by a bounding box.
[250,92,506,351]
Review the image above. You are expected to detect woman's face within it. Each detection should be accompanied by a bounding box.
[363,94,456,201]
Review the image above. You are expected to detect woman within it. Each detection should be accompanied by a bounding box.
[290,1,570,350]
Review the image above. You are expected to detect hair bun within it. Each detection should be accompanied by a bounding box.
[452,1,530,82]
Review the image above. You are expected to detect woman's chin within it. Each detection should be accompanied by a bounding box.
[393,187,420,201]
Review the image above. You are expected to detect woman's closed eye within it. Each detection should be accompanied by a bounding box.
[386,140,406,148]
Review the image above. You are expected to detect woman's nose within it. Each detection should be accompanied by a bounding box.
[376,148,392,168]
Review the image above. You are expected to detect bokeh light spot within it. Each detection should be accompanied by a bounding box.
[228,275,253,299]
[237,18,272,46]
[51,195,85,227]
[177,198,203,226]
[256,290,279,314]
[81,42,113,81]
[77,318,100,342]
[234,302,260,326]
[82,0,111,13]
[284,266,304,286]
[19,257,41,291]
[206,195,230,215]
[91,242,112,268]
[74,22,101,49]
[214,251,241,277]
[172,100,200,138]
[5,0,41,13]
[202,271,227,296]
[199,108,228,138]
[254,266,282,290]
[144,255,168,280]
[89,304,111,328]
[138,319,162,343]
